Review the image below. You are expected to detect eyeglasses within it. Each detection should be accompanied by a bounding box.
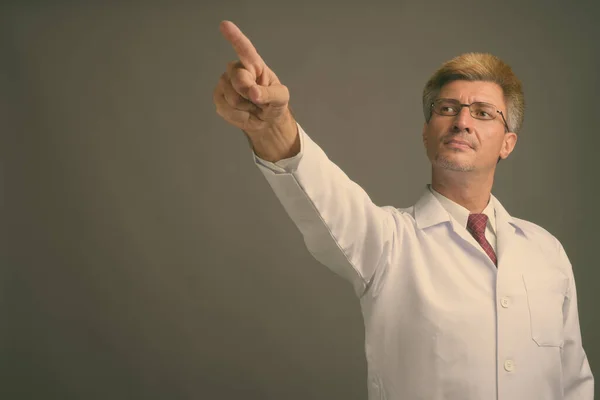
[431,98,509,132]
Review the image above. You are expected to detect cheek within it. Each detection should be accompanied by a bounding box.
[480,137,505,157]
[424,127,443,148]
[423,131,434,150]
[426,118,451,140]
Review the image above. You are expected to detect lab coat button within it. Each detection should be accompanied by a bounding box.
[501,297,510,308]
[504,359,515,372]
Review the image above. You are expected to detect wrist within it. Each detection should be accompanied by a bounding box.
[252,112,299,162]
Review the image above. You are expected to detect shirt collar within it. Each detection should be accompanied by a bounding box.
[414,185,528,240]
[427,184,497,234]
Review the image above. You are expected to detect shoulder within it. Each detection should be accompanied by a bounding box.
[511,217,556,241]
[511,216,571,268]
[380,205,419,239]
[387,205,417,225]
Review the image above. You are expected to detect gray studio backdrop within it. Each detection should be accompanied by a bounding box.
[3,1,599,399]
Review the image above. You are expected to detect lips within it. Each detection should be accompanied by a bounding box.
[445,139,473,149]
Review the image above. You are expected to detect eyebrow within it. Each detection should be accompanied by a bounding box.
[440,97,496,104]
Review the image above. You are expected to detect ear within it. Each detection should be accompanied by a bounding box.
[422,122,428,148]
[499,132,518,160]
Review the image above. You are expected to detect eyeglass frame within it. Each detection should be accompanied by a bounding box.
[430,98,510,133]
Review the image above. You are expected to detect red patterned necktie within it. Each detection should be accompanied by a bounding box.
[467,213,497,267]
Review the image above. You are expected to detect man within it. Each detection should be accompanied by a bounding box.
[213,20,594,400]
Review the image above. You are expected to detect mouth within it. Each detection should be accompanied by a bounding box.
[444,139,473,150]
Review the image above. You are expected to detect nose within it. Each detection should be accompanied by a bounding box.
[452,106,473,133]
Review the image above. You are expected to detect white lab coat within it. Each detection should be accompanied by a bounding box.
[252,123,594,399]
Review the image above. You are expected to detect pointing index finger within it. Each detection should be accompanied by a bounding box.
[220,21,265,79]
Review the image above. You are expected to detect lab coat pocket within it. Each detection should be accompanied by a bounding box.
[522,272,568,347]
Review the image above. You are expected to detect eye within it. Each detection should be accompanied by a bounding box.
[434,100,461,115]
[472,104,497,119]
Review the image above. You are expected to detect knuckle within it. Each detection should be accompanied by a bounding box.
[230,67,245,82]
[224,94,237,108]
[226,60,244,75]
[215,106,236,124]
[274,83,288,98]
[213,91,223,106]
[233,97,252,111]
[215,79,227,97]
[230,80,247,97]
[229,96,243,108]
[213,81,223,96]
[215,104,226,118]
[218,74,230,89]
[226,60,238,71]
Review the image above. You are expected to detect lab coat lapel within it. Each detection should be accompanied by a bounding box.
[414,188,490,263]
[490,194,524,270]
[415,187,473,247]
[414,187,524,270]
[414,187,452,229]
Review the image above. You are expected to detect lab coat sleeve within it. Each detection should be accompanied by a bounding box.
[252,122,395,297]
[557,239,594,399]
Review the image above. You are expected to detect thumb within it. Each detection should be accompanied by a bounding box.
[249,83,289,107]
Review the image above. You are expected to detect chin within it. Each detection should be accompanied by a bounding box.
[434,155,475,172]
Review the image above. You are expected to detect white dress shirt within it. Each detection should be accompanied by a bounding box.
[252,123,594,400]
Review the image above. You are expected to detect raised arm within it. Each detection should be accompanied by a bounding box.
[213,21,396,297]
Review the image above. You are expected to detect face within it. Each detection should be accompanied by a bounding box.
[422,80,517,173]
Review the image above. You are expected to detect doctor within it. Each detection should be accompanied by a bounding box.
[213,20,594,399]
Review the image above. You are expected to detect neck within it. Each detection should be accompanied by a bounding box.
[431,168,494,213]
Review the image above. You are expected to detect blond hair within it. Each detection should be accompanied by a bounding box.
[422,53,525,134]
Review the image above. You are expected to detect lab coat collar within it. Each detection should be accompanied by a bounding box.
[414,185,527,238]
[414,185,530,269]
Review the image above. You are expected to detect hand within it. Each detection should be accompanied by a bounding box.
[214,21,296,147]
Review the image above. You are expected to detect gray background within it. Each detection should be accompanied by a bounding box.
[2,1,599,399]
